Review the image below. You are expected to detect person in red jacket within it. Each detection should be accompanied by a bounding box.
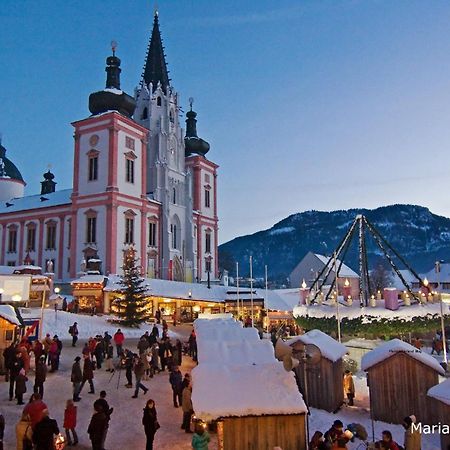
[113,329,125,357]
[23,394,48,429]
[377,430,400,450]
[63,399,78,446]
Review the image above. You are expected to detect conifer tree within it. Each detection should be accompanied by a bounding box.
[112,247,151,327]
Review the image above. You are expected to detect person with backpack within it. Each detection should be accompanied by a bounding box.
[16,411,33,450]
[69,323,78,347]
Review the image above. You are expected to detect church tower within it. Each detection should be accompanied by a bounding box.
[135,12,194,281]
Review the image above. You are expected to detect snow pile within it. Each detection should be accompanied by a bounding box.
[19,308,180,340]
[287,329,347,362]
[191,316,307,421]
[192,362,307,421]
[427,378,450,406]
[361,338,445,375]
[0,304,21,325]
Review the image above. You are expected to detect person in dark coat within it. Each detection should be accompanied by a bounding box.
[9,351,24,401]
[71,356,83,402]
[32,409,59,450]
[169,366,183,407]
[93,390,113,449]
[80,356,95,395]
[188,330,197,361]
[34,356,47,399]
[3,341,17,382]
[94,338,104,369]
[175,339,183,366]
[324,420,351,449]
[142,399,158,450]
[69,322,79,347]
[87,403,108,450]
[132,357,149,398]
[123,349,134,387]
[54,335,63,370]
[15,368,28,405]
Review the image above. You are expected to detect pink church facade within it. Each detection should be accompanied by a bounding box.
[0,13,219,284]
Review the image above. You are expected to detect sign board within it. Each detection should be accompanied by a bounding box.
[0,275,32,303]
[22,318,40,342]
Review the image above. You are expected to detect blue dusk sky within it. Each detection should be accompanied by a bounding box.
[2,1,450,243]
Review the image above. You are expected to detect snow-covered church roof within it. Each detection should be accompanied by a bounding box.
[287,329,348,362]
[0,188,72,213]
[427,379,450,406]
[361,338,445,375]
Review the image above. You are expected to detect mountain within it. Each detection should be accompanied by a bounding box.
[218,204,450,283]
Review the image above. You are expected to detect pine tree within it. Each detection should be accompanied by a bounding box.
[112,248,151,327]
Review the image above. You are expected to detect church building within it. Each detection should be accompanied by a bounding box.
[0,12,219,284]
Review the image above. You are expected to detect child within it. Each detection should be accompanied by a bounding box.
[63,399,78,446]
[192,423,210,450]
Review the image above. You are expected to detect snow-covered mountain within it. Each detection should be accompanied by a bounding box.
[219,204,450,282]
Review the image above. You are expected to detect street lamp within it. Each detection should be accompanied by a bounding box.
[205,255,212,289]
[54,287,60,321]
[435,261,448,368]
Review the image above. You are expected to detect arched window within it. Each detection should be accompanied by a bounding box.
[172,224,177,249]
[169,109,174,123]
[171,215,181,250]
[141,107,148,120]
[157,97,162,106]
[172,187,176,204]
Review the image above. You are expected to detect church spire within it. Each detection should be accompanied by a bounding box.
[142,12,170,93]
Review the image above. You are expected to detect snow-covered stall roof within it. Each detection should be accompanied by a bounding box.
[71,275,106,285]
[255,289,292,312]
[427,379,450,406]
[191,362,307,421]
[194,320,260,343]
[0,266,15,275]
[105,275,226,302]
[0,305,21,325]
[361,338,445,375]
[197,339,276,365]
[287,329,347,362]
[0,189,72,213]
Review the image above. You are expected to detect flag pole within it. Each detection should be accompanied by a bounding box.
[334,251,342,343]
[250,256,254,327]
[236,262,240,320]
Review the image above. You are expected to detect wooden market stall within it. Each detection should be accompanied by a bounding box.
[288,329,348,412]
[0,305,21,373]
[361,338,445,425]
[192,317,307,450]
[71,275,106,313]
[428,379,450,450]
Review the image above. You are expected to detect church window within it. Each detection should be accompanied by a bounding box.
[67,257,71,272]
[7,261,16,266]
[148,222,156,247]
[172,187,176,204]
[157,96,162,106]
[205,232,211,254]
[46,222,57,250]
[88,155,98,181]
[141,107,148,120]
[171,224,178,249]
[125,217,134,244]
[205,188,211,208]
[67,219,71,249]
[7,227,17,253]
[126,158,135,183]
[125,136,135,150]
[169,109,174,124]
[86,216,97,244]
[26,224,36,252]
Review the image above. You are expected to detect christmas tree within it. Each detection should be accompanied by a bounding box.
[112,247,151,327]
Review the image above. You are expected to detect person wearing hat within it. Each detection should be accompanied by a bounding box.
[34,355,47,399]
[403,415,421,450]
[71,357,83,402]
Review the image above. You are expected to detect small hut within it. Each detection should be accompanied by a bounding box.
[288,329,348,412]
[427,379,450,450]
[361,338,445,425]
[192,363,307,450]
[0,305,21,373]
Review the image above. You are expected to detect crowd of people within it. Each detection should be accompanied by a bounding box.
[309,415,421,450]
[1,316,208,450]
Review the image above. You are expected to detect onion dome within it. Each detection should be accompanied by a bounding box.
[41,170,56,194]
[184,99,210,157]
[0,143,24,182]
[89,43,136,118]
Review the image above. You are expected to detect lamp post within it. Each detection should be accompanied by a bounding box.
[39,277,49,341]
[205,255,212,289]
[436,261,448,367]
[54,287,60,323]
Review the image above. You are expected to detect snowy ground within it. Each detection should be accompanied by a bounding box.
[0,310,445,449]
